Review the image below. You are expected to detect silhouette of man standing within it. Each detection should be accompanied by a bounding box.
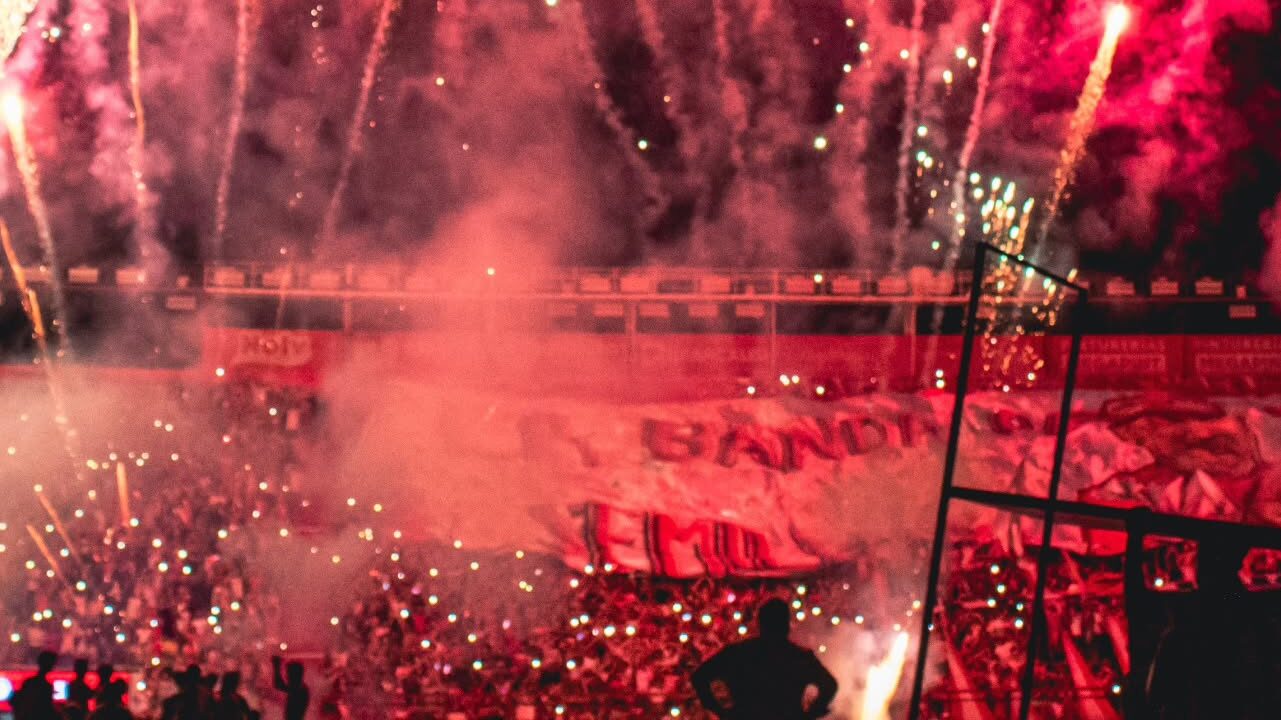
[12,650,59,720]
[68,658,94,718]
[693,598,838,719]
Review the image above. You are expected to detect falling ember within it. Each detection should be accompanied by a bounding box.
[212,0,258,259]
[1039,4,1131,241]
[860,632,910,720]
[318,0,400,244]
[3,94,72,356]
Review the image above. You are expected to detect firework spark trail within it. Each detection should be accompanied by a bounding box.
[888,0,926,271]
[212,0,258,260]
[126,0,159,271]
[1038,5,1130,242]
[1,220,84,475]
[4,95,73,357]
[318,0,399,245]
[920,0,1005,373]
[563,0,666,227]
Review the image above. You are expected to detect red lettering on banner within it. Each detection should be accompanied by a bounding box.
[717,425,786,470]
[838,415,896,454]
[781,418,843,470]
[653,515,727,577]
[898,412,942,447]
[643,420,706,461]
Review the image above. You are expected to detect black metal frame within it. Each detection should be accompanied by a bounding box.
[904,244,1281,720]
[906,243,1087,720]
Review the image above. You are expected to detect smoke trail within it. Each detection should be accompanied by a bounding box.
[828,0,893,260]
[634,0,694,146]
[1038,5,1129,243]
[634,0,703,215]
[945,0,1003,256]
[3,94,73,357]
[889,0,926,270]
[317,0,399,245]
[211,0,258,260]
[711,0,748,175]
[561,0,666,228]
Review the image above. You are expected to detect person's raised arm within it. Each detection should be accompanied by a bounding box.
[272,656,288,693]
[691,650,730,717]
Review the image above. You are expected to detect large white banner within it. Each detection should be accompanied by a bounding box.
[334,382,1281,577]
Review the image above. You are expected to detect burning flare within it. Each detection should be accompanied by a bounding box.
[861,631,910,720]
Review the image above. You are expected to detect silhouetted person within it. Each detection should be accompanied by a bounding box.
[95,665,115,708]
[272,656,310,720]
[12,650,58,720]
[89,681,134,720]
[213,672,256,720]
[67,658,94,718]
[692,598,838,719]
[1144,536,1281,719]
[162,665,211,720]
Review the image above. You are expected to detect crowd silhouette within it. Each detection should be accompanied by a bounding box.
[9,652,306,720]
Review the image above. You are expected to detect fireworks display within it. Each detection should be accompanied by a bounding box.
[0,1,1275,719]
[0,0,1264,273]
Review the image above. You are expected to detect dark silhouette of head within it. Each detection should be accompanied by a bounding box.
[286,661,304,687]
[757,598,791,641]
[73,658,88,677]
[221,671,241,695]
[1198,535,1249,596]
[36,651,57,675]
[176,665,202,690]
[96,664,114,686]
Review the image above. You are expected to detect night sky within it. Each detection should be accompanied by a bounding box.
[0,0,1277,281]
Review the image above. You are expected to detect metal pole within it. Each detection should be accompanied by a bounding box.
[1017,289,1088,720]
[907,243,990,720]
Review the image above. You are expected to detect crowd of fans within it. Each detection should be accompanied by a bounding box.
[0,380,317,716]
[330,548,907,719]
[2,376,1278,719]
